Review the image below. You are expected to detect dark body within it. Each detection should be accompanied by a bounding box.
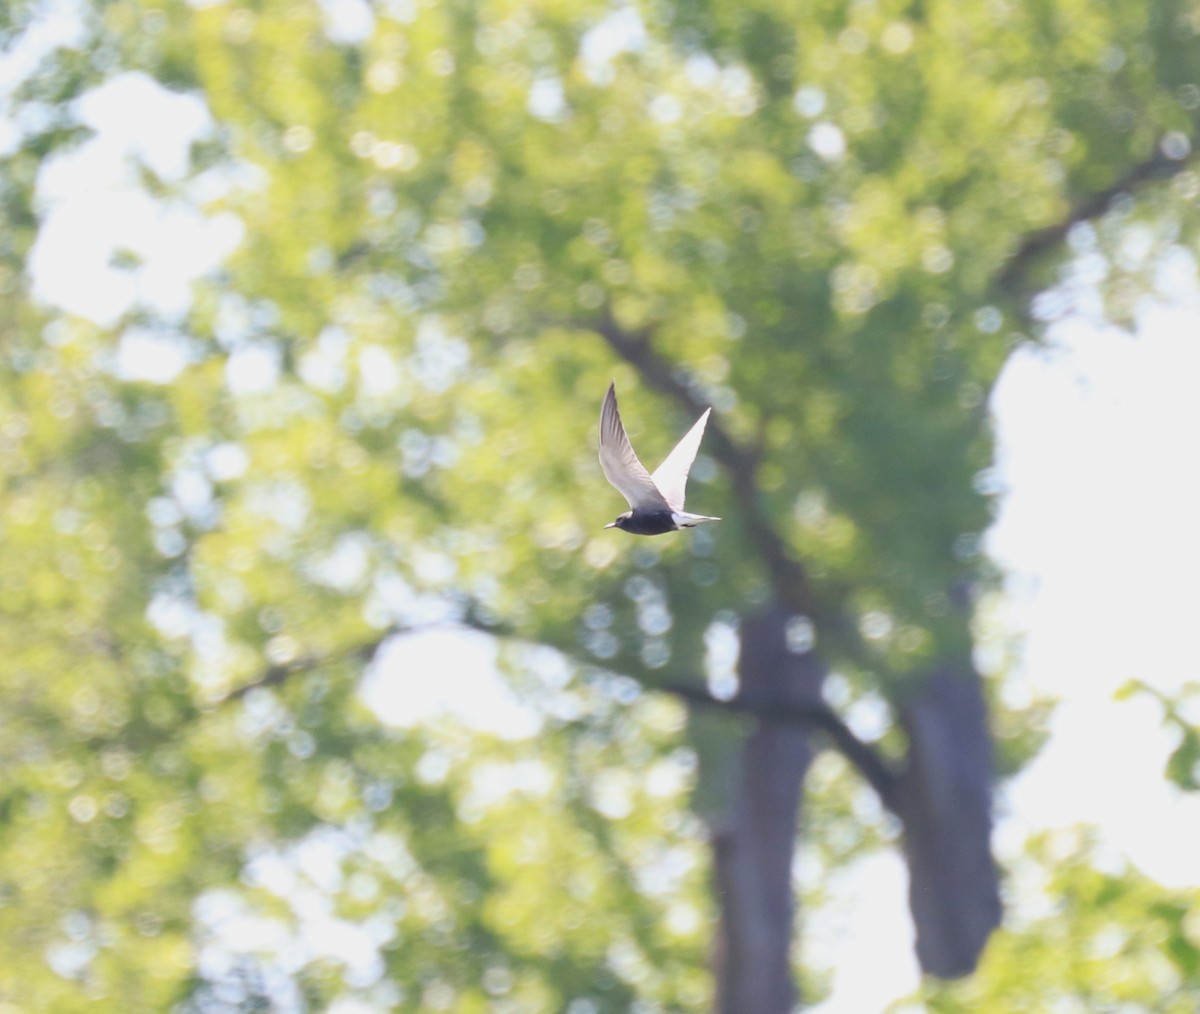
[612,510,679,536]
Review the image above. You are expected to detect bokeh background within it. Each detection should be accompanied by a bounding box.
[2,0,1200,1011]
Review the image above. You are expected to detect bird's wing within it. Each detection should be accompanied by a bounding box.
[651,406,711,512]
[599,383,671,511]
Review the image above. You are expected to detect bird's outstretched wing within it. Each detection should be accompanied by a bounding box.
[651,407,711,512]
[599,383,671,511]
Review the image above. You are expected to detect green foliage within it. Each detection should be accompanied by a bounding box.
[2,0,1199,1007]
[1117,680,1200,791]
[912,830,1200,1013]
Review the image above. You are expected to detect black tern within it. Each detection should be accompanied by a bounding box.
[598,382,721,536]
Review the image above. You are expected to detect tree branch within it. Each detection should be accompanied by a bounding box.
[220,631,396,704]
[219,608,510,705]
[660,679,901,813]
[998,143,1196,296]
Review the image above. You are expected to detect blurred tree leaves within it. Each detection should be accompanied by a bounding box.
[916,830,1200,1013]
[2,0,1200,1008]
[1118,679,1200,792]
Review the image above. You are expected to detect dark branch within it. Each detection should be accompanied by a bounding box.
[661,679,901,813]
[221,633,394,703]
[219,608,510,705]
[999,144,1196,296]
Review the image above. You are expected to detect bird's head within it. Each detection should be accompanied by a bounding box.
[605,511,633,531]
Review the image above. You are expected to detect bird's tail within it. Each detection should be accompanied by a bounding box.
[673,512,721,528]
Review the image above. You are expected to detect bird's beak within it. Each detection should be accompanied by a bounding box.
[604,522,617,529]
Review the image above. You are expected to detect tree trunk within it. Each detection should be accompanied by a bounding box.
[702,613,1002,1007]
[710,606,825,1014]
[896,666,1002,978]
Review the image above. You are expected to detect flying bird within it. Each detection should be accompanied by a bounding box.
[598,381,721,535]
